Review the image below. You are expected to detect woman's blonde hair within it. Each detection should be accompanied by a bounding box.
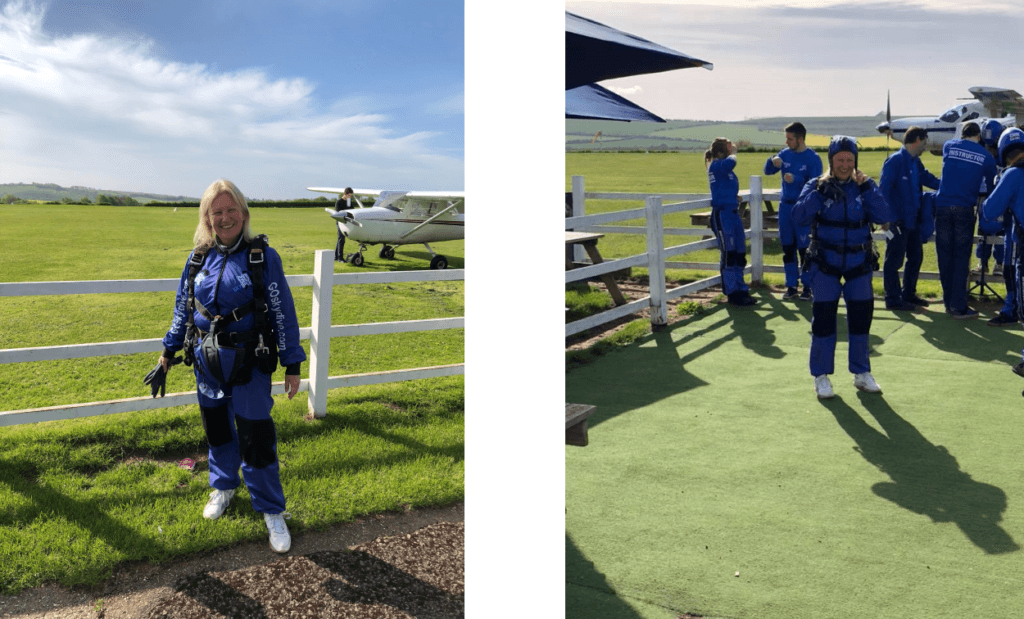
[193,179,254,250]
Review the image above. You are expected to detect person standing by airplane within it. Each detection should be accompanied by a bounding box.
[764,122,822,301]
[706,138,756,306]
[154,179,306,554]
[793,136,895,399]
[979,128,1024,370]
[976,120,1019,327]
[879,126,941,311]
[934,121,998,319]
[334,187,355,262]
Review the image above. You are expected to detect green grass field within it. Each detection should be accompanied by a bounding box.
[565,152,1024,619]
[0,205,464,594]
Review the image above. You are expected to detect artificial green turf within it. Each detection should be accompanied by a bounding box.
[566,297,1024,619]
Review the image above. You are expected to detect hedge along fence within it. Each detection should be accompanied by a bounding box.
[0,250,464,426]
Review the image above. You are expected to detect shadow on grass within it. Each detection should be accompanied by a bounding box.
[566,534,648,619]
[881,307,1020,364]
[821,394,1019,555]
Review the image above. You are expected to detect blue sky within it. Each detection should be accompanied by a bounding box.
[565,0,1024,123]
[0,0,463,198]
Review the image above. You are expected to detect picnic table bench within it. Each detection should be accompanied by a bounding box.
[566,403,596,447]
[565,232,628,306]
[689,191,778,229]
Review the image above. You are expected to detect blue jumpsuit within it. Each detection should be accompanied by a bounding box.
[980,165,1024,336]
[794,176,895,377]
[934,139,997,313]
[764,148,823,289]
[878,146,941,306]
[708,155,749,296]
[163,239,306,515]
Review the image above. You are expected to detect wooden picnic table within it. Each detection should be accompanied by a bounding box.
[565,231,628,306]
[689,192,777,229]
[566,403,596,447]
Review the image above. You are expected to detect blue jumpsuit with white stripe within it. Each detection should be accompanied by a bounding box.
[162,238,306,515]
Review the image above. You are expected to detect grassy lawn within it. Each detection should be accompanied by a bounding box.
[565,152,1024,618]
[0,205,464,594]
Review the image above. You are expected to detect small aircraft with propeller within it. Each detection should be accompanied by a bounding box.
[876,87,1024,155]
[308,187,464,269]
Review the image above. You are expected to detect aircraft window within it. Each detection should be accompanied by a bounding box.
[963,111,979,121]
[382,202,402,213]
[940,109,960,123]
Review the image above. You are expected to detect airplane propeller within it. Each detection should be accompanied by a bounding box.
[885,89,891,156]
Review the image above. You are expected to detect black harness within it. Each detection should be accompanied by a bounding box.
[805,179,879,280]
[182,234,278,386]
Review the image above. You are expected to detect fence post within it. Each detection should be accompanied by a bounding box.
[749,175,764,284]
[646,196,667,328]
[572,175,586,264]
[307,249,334,419]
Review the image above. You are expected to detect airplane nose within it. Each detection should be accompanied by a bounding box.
[876,122,891,135]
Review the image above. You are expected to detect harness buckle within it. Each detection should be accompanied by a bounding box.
[250,249,265,265]
[256,333,270,358]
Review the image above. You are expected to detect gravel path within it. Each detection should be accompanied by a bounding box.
[0,502,463,619]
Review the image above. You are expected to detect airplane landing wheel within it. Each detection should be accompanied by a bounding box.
[379,246,396,259]
[429,255,448,270]
[350,253,365,267]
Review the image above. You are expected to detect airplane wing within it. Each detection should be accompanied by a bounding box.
[969,87,1024,118]
[307,187,382,197]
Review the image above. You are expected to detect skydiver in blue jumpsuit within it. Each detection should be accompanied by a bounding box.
[878,126,940,311]
[159,179,306,554]
[794,137,895,399]
[764,122,822,301]
[934,121,998,318]
[707,137,757,306]
[979,128,1024,374]
[977,120,1019,327]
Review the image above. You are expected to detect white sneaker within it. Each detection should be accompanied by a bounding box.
[853,372,882,393]
[264,512,292,553]
[203,488,234,520]
[814,375,834,399]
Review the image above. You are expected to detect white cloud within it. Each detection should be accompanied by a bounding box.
[0,0,462,197]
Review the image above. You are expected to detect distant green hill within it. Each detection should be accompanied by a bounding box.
[0,182,196,204]
[566,114,916,152]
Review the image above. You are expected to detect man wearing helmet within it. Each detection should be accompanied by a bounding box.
[879,126,941,311]
[934,121,998,318]
[794,136,896,399]
[975,120,1007,281]
[979,128,1024,370]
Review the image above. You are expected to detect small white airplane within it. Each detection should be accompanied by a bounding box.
[876,87,1023,155]
[308,187,464,269]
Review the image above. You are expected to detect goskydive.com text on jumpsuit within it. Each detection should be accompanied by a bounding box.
[708,155,750,297]
[793,176,895,377]
[763,147,823,290]
[162,238,307,515]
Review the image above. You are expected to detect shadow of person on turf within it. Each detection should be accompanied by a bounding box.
[822,394,1019,555]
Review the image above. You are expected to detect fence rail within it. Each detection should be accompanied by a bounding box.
[566,174,1002,338]
[0,250,464,426]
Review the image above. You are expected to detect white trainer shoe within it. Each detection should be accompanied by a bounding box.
[203,488,234,520]
[814,375,834,399]
[264,512,292,553]
[853,372,882,393]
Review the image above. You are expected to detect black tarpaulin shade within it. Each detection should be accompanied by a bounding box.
[566,11,713,91]
[565,83,666,123]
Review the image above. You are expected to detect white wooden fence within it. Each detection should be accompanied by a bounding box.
[565,174,999,338]
[566,175,780,338]
[0,249,464,426]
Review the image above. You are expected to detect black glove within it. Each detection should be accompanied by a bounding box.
[143,356,182,398]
